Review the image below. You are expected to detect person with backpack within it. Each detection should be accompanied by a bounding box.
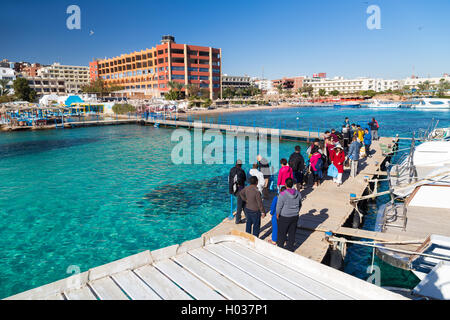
[310,150,323,187]
[277,158,293,190]
[240,176,266,237]
[368,117,379,141]
[228,160,247,224]
[276,178,302,252]
[348,136,362,178]
[288,146,305,190]
[269,186,286,245]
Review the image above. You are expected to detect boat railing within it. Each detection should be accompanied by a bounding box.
[383,170,408,231]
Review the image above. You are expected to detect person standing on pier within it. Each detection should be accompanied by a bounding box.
[348,136,361,178]
[240,176,266,237]
[249,163,266,196]
[257,155,271,197]
[277,158,293,190]
[368,118,379,141]
[330,144,345,186]
[269,186,286,245]
[276,178,302,252]
[310,149,323,187]
[288,146,305,190]
[364,128,372,157]
[343,117,350,128]
[229,160,247,224]
[355,125,365,142]
[342,124,350,152]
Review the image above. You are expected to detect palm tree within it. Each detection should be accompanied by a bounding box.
[276,84,283,95]
[318,89,327,97]
[302,85,313,97]
[186,83,201,98]
[0,79,10,96]
[437,79,450,97]
[167,81,185,100]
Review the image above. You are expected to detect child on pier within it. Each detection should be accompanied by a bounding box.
[269,186,287,245]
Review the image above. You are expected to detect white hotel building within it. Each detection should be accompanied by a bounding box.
[403,74,450,89]
[308,77,402,95]
[37,63,90,94]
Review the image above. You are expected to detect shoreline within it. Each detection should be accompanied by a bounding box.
[183,102,329,117]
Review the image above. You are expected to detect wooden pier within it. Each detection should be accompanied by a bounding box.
[204,136,401,264]
[1,118,140,131]
[143,118,322,141]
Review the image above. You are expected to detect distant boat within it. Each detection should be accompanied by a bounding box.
[367,100,401,108]
[413,98,450,110]
[334,101,361,108]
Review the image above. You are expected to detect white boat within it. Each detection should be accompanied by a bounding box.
[414,98,450,110]
[389,140,450,198]
[375,185,450,275]
[367,100,401,108]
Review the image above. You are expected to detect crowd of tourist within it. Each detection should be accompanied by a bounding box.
[228,116,380,251]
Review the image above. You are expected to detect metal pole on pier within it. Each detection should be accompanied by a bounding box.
[228,195,234,220]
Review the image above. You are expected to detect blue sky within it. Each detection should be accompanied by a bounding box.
[1,0,449,79]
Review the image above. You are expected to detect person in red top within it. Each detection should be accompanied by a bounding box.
[277,158,293,190]
[330,143,345,186]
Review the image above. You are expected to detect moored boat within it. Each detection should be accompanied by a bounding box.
[367,99,401,108]
[413,98,450,110]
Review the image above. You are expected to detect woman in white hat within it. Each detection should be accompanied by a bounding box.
[330,143,345,186]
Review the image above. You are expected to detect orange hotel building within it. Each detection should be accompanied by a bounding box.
[89,36,222,99]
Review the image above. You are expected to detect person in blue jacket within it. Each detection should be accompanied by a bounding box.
[363,128,372,157]
[348,136,361,178]
[269,186,286,244]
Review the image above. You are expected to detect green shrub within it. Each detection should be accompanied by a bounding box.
[112,103,136,114]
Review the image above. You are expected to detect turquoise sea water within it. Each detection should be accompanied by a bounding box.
[0,124,302,299]
[205,106,450,137]
[0,107,448,298]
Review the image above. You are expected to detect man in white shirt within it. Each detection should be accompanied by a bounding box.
[249,163,265,196]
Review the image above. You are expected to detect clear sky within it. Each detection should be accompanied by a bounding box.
[1,0,449,79]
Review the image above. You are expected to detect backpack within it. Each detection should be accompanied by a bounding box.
[232,173,239,195]
[375,120,379,129]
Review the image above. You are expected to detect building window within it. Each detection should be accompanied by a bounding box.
[172,75,185,80]
[172,66,185,71]
[200,76,209,80]
[189,75,198,80]
[199,68,209,73]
